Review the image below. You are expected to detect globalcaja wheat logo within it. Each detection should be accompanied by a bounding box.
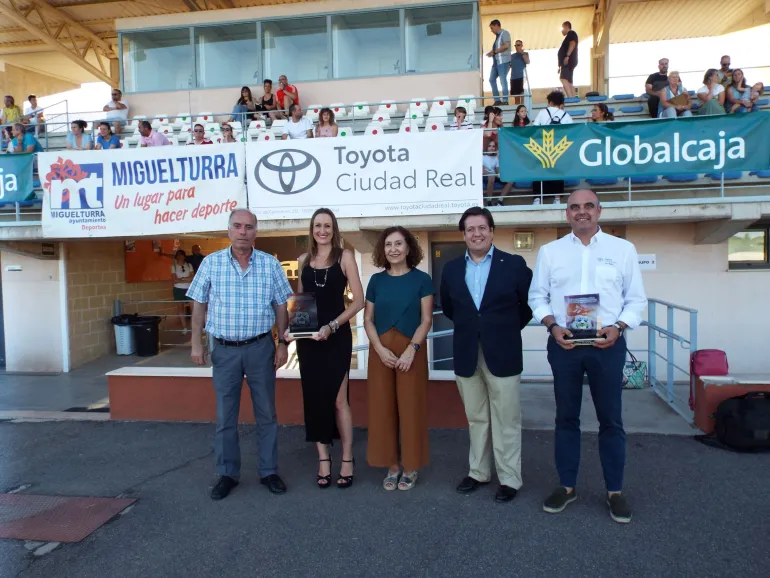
[524,129,574,168]
[44,157,106,226]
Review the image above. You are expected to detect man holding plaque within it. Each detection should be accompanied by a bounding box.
[528,189,647,523]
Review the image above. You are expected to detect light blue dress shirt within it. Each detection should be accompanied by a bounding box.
[464,245,494,310]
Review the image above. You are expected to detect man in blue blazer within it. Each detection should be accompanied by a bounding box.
[440,207,533,502]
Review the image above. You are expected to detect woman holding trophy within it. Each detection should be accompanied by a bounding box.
[285,208,364,489]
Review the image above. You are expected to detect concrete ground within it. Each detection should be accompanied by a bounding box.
[1,421,768,578]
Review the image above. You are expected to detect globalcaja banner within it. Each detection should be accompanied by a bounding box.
[499,112,770,182]
[245,130,482,219]
[0,153,35,204]
[39,144,247,238]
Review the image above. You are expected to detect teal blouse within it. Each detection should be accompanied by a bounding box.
[366,268,434,337]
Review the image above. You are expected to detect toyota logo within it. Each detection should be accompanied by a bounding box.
[254,149,321,195]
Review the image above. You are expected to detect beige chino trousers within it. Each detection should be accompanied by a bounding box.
[455,345,522,489]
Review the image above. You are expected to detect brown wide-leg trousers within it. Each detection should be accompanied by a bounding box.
[367,328,429,471]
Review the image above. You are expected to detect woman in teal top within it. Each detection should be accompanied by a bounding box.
[363,226,434,492]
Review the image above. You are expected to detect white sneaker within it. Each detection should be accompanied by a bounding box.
[553,196,561,204]
[532,198,541,205]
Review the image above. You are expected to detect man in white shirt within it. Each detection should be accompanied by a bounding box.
[528,189,647,524]
[531,91,573,204]
[23,95,45,136]
[281,104,313,140]
[103,88,129,136]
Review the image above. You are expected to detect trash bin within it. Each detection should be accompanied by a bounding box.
[110,313,138,355]
[130,316,163,357]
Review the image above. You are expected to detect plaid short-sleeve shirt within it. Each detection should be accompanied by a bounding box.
[186,247,293,341]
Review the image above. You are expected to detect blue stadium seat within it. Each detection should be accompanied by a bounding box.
[564,97,581,104]
[586,95,608,102]
[706,171,743,180]
[755,98,769,107]
[564,179,580,187]
[687,90,695,96]
[690,103,700,110]
[612,94,635,101]
[664,173,699,182]
[32,179,41,188]
[750,170,770,178]
[626,175,659,184]
[569,109,587,117]
[586,177,618,186]
[620,105,644,114]
[515,181,533,189]
[639,93,649,100]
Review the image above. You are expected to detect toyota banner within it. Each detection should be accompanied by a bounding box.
[246,131,483,219]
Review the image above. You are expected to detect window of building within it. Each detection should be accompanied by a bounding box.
[728,228,768,269]
[404,4,475,74]
[331,11,401,79]
[195,24,259,89]
[122,29,193,93]
[262,17,328,83]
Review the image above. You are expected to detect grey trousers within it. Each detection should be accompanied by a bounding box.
[211,336,278,480]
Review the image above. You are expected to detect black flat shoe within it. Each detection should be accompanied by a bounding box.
[495,485,518,503]
[317,458,332,489]
[260,473,287,495]
[456,476,490,494]
[337,458,355,489]
[210,476,238,500]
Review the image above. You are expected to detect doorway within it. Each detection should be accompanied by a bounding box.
[430,242,466,371]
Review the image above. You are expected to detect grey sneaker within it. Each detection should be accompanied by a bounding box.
[607,493,632,523]
[543,487,577,513]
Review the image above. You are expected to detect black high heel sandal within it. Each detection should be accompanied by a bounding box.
[317,458,332,489]
[337,458,355,489]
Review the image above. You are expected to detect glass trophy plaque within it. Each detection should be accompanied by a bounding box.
[288,293,320,339]
[564,293,606,346]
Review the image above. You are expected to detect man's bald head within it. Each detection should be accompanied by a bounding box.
[567,189,599,207]
[566,189,601,238]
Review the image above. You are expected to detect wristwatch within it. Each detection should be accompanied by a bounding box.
[612,322,624,334]
[411,342,420,352]
[547,322,559,335]
[278,338,288,345]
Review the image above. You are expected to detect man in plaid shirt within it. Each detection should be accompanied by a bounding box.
[187,208,293,500]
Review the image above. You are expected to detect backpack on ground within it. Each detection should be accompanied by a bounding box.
[695,392,770,452]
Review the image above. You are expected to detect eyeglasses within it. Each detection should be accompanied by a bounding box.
[222,127,232,132]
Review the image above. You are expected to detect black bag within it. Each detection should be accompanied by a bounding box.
[696,392,770,452]
[546,108,565,125]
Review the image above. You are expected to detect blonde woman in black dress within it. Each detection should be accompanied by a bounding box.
[285,208,364,488]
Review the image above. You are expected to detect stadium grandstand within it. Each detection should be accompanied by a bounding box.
[0,0,769,427]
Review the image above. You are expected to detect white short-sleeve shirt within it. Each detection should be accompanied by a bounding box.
[172,263,193,289]
[282,117,313,139]
[697,84,725,97]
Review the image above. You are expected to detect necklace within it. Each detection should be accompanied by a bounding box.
[313,267,328,288]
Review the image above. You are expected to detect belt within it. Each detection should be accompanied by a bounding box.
[215,332,269,347]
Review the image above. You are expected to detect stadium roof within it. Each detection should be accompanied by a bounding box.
[0,0,767,85]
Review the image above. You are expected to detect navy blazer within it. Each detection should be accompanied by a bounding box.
[439,247,533,378]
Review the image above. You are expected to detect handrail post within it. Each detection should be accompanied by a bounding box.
[689,309,698,354]
[666,305,675,403]
[113,299,122,316]
[648,300,656,386]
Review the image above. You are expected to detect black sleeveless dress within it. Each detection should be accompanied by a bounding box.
[296,260,353,444]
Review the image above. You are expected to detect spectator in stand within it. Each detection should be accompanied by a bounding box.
[171,250,194,335]
[138,120,171,147]
[513,105,530,127]
[483,139,513,205]
[103,88,129,136]
[487,20,511,106]
[1,126,12,150]
[510,40,529,98]
[66,120,94,150]
[558,22,579,98]
[281,104,313,140]
[482,106,503,149]
[658,71,692,118]
[315,107,339,137]
[645,58,669,118]
[220,123,238,143]
[8,123,42,153]
[95,122,121,150]
[23,95,45,136]
[726,69,756,113]
[1,96,24,129]
[276,75,299,114]
[188,123,214,145]
[590,103,614,122]
[717,55,733,87]
[696,69,726,116]
[449,106,473,130]
[231,86,257,123]
[750,82,765,106]
[532,91,573,126]
[256,79,281,121]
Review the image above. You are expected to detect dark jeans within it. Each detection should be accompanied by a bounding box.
[211,336,278,480]
[547,335,627,492]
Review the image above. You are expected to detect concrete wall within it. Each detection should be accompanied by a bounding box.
[0,250,65,372]
[0,61,79,101]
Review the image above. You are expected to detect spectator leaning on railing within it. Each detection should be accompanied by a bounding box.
[138,120,171,147]
[645,58,669,118]
[281,104,313,140]
[95,122,122,150]
[23,95,45,136]
[66,120,94,151]
[7,123,42,154]
[103,88,129,136]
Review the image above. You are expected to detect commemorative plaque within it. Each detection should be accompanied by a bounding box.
[564,293,606,346]
[288,293,320,339]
